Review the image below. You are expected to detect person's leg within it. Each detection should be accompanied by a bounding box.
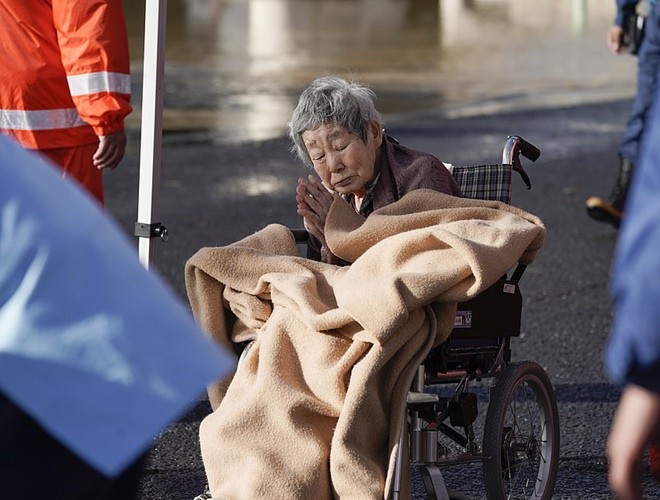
[620,6,660,166]
[39,141,105,205]
[587,5,660,227]
[0,391,145,499]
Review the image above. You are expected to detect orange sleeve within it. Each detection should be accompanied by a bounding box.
[52,0,132,136]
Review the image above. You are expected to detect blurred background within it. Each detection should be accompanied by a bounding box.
[123,0,635,146]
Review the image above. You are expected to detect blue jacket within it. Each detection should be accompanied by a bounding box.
[606,91,660,393]
[616,0,655,26]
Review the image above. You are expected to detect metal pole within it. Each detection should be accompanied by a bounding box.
[136,0,168,269]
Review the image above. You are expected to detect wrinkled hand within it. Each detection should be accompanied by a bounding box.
[93,130,127,170]
[607,25,627,54]
[296,175,338,260]
[607,384,660,500]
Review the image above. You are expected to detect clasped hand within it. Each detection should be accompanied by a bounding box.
[296,175,339,256]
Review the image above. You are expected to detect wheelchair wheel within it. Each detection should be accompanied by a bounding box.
[482,361,559,500]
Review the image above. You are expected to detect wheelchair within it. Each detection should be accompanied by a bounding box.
[292,135,558,500]
[390,136,560,500]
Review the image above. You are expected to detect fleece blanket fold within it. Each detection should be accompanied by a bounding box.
[185,189,545,500]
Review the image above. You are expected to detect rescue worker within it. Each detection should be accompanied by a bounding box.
[0,0,132,205]
[586,0,659,227]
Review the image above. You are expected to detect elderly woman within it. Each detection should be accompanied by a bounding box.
[291,76,462,263]
[185,76,549,500]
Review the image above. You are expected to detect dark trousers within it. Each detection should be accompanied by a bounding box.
[620,3,660,165]
[0,391,145,499]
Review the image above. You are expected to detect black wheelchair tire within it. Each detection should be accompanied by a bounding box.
[482,361,559,500]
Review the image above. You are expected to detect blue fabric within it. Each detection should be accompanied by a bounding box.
[0,136,234,476]
[607,88,660,394]
[619,2,660,164]
[615,0,657,26]
[615,0,642,27]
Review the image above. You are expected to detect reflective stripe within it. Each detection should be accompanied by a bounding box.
[67,71,131,97]
[0,108,87,131]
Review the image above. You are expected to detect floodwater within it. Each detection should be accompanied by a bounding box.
[124,0,637,145]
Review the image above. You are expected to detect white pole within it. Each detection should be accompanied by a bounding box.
[136,0,168,269]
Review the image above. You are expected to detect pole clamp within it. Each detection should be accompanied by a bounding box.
[134,222,169,242]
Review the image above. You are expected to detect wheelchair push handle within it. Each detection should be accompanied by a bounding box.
[503,135,540,190]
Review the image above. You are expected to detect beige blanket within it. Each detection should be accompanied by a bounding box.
[185,189,545,500]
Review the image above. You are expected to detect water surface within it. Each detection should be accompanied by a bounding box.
[124,0,636,144]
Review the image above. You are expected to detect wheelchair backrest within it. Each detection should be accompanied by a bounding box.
[445,163,513,204]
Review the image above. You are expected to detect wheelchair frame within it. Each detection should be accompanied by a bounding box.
[392,136,559,500]
[293,135,559,500]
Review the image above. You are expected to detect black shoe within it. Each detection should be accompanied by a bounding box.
[585,196,623,227]
[585,157,634,228]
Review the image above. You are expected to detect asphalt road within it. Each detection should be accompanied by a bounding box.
[104,96,660,499]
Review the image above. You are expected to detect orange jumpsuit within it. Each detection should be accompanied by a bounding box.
[0,0,132,203]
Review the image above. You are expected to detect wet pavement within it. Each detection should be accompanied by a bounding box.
[123,0,636,145]
[105,1,660,499]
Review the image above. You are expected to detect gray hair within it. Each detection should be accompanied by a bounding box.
[288,76,383,166]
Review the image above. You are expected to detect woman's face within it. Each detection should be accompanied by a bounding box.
[302,121,383,197]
